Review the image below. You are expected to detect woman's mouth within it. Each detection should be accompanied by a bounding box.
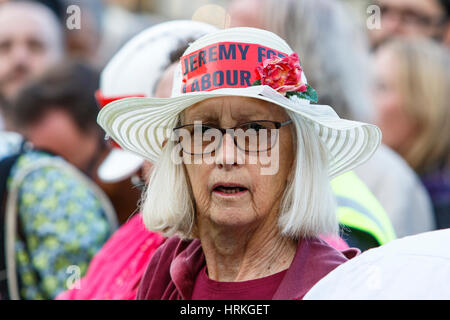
[212,183,249,197]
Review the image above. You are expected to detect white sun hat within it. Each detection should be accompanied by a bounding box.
[96,20,218,183]
[98,27,381,178]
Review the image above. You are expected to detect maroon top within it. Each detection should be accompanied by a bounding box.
[192,265,288,300]
[137,236,359,300]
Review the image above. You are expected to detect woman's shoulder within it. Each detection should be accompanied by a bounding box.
[136,236,201,300]
[306,236,360,264]
[301,236,360,286]
[140,235,188,273]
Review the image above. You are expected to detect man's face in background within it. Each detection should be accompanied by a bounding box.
[370,0,449,48]
[0,3,63,100]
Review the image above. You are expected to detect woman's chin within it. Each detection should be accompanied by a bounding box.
[207,207,257,228]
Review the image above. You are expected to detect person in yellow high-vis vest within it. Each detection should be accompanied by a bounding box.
[332,171,396,251]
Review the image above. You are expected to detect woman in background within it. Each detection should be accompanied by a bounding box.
[373,37,450,228]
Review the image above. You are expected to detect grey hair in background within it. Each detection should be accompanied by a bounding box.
[261,0,374,122]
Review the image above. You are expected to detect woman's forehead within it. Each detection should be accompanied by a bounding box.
[183,96,285,120]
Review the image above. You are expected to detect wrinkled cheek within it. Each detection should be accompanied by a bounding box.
[184,164,210,214]
[256,172,287,209]
[191,185,211,217]
[248,185,275,218]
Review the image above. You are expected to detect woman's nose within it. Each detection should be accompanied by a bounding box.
[214,132,243,168]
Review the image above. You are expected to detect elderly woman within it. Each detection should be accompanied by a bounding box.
[98,28,380,300]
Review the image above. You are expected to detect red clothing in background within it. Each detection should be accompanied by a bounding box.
[56,214,165,300]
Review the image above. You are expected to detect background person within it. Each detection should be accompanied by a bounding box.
[369,0,450,49]
[10,61,108,176]
[8,59,144,225]
[373,37,450,229]
[0,1,64,130]
[0,61,117,300]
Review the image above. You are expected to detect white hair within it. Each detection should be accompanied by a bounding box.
[141,108,338,240]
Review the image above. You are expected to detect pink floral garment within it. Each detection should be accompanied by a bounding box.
[56,214,165,300]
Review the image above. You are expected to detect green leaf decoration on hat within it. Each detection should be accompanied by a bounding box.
[252,79,261,86]
[286,84,318,103]
[251,80,318,103]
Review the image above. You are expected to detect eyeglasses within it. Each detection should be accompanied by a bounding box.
[378,3,446,29]
[173,120,292,155]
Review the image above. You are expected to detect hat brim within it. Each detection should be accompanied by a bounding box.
[97,148,144,183]
[98,85,381,178]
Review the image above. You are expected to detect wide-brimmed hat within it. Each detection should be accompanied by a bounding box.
[96,20,217,182]
[98,27,381,178]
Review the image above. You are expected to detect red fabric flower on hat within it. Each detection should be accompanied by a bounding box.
[255,53,307,94]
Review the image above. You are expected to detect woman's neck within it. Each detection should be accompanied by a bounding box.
[198,218,297,282]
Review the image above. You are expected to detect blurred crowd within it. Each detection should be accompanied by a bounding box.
[0,0,448,300]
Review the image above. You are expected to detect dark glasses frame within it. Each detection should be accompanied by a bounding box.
[173,119,292,155]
